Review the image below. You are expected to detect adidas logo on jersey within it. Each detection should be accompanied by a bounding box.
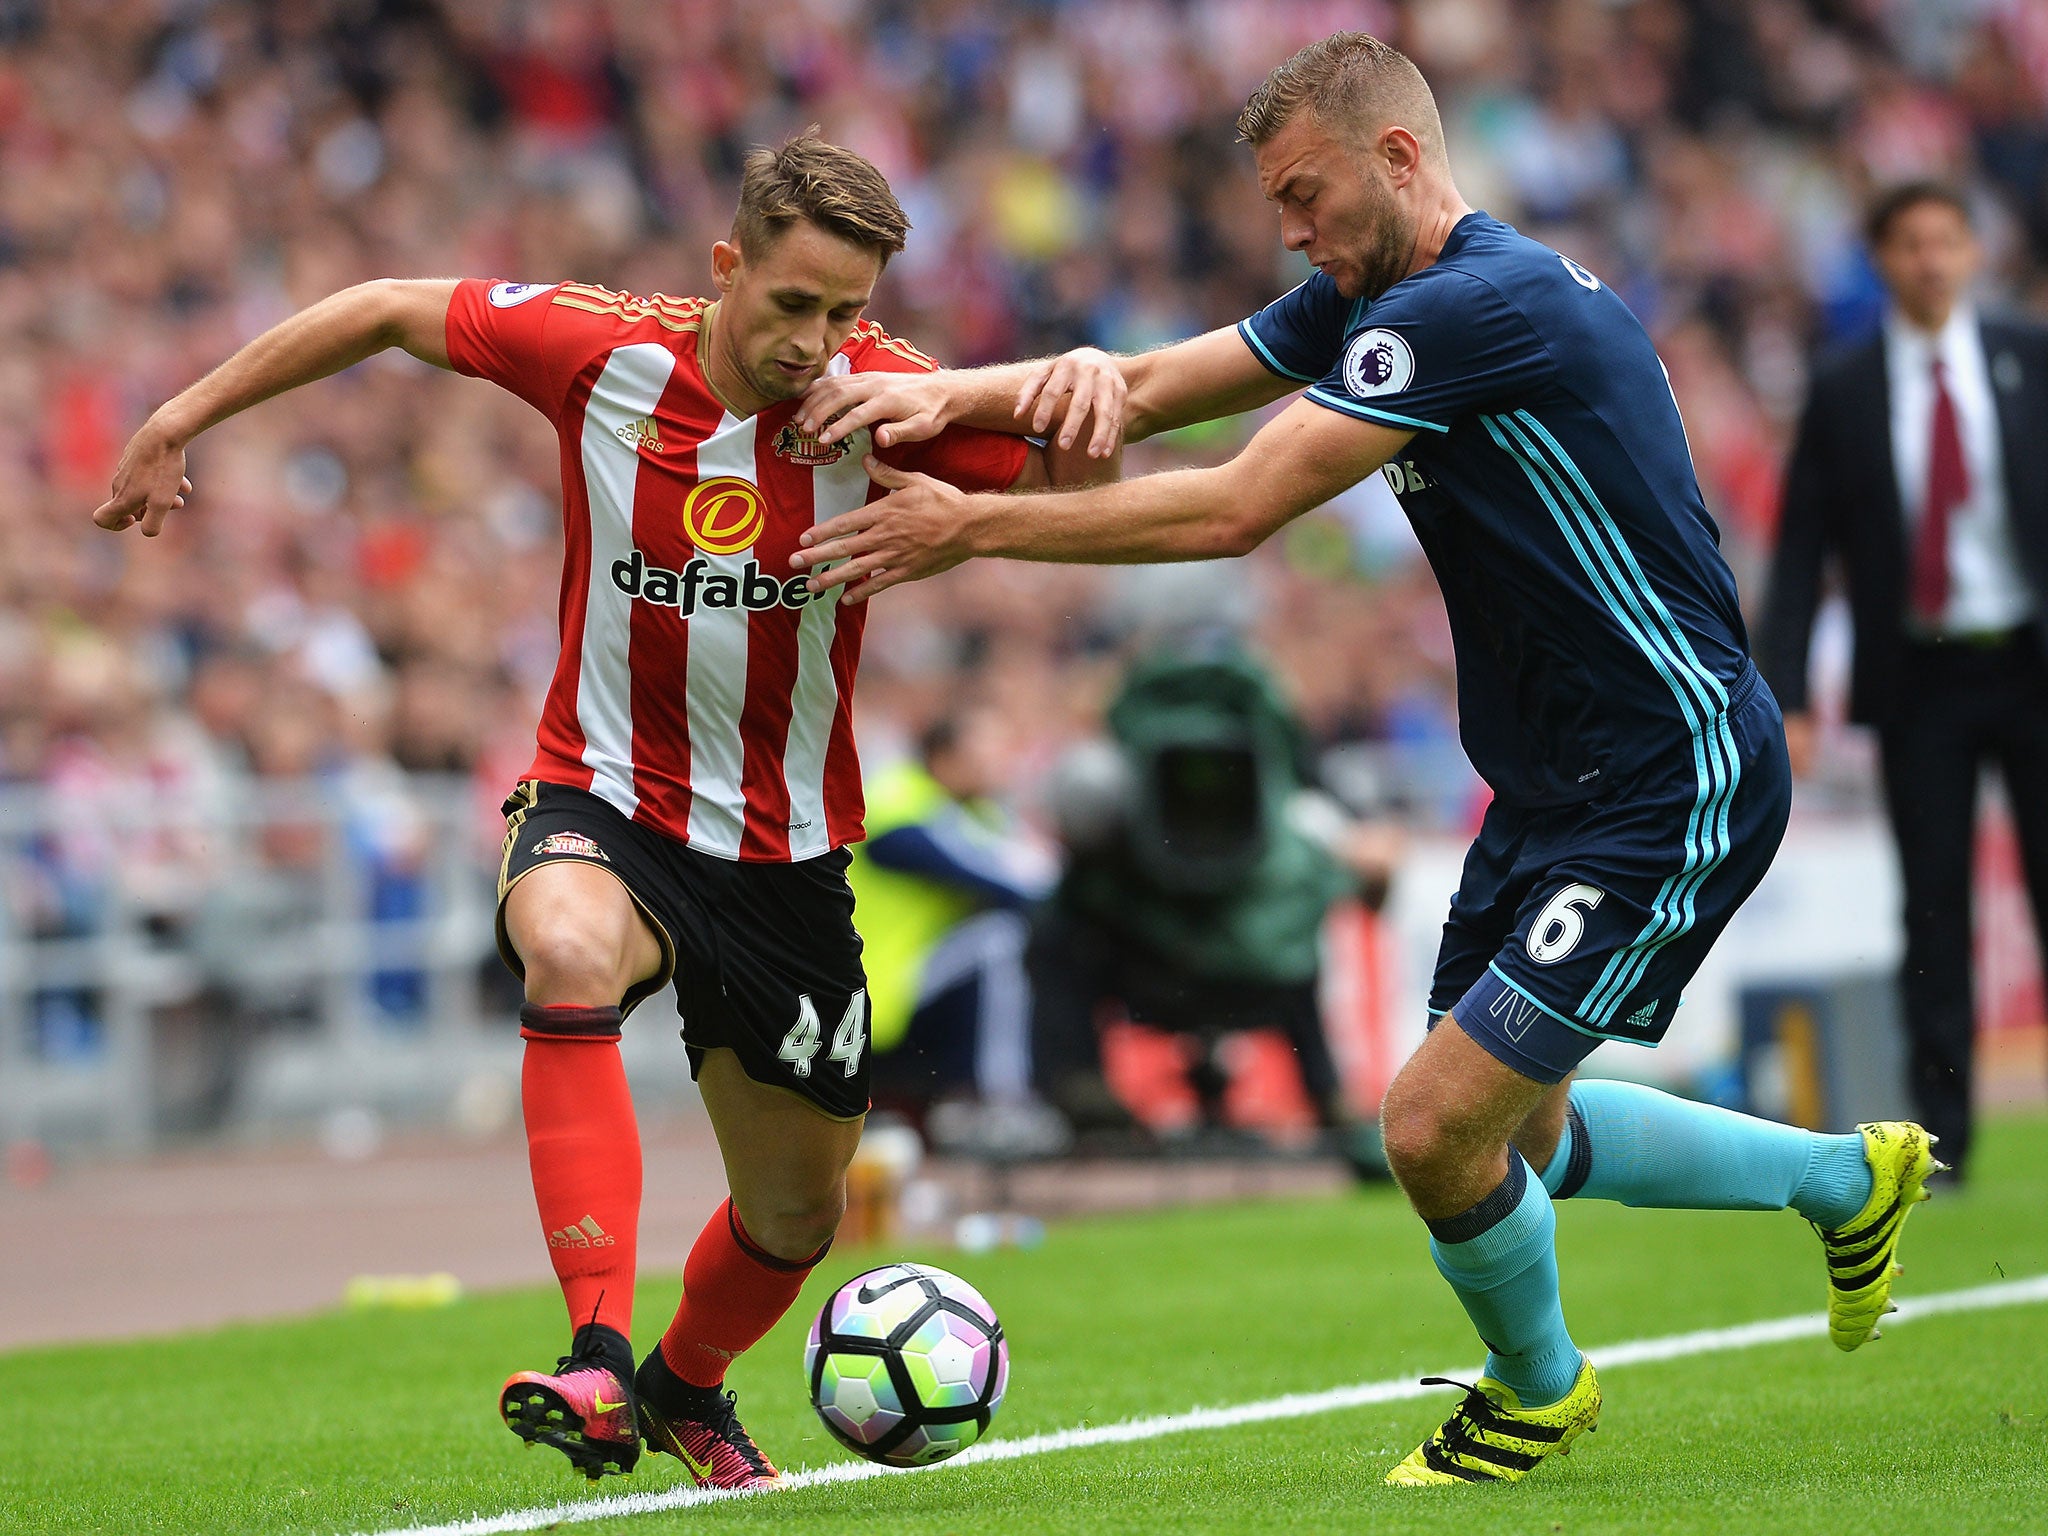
[1624,1001,1660,1031]
[548,1215,616,1249]
[611,549,815,614]
[615,416,665,453]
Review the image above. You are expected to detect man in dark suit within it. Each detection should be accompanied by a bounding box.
[1761,181,2048,1180]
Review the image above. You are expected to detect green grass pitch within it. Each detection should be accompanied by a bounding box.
[6,1114,2047,1536]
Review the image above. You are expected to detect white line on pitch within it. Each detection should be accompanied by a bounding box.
[355,1272,2048,1536]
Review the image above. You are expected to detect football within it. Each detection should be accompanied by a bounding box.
[805,1263,1009,1467]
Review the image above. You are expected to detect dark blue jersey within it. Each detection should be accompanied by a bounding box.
[1240,212,1755,808]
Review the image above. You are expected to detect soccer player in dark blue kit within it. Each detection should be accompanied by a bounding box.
[788,33,1943,1483]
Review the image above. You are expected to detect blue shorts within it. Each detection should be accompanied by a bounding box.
[1429,665,1790,1084]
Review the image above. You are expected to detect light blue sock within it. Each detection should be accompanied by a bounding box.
[1542,1079,1872,1229]
[1428,1154,1582,1408]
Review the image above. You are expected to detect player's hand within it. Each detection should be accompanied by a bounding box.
[796,370,953,451]
[792,456,976,604]
[1014,346,1126,458]
[93,421,192,537]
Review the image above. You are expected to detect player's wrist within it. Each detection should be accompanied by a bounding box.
[928,369,975,428]
[145,398,203,450]
[956,492,1004,558]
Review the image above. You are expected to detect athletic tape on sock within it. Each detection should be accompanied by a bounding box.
[1425,1154,1530,1246]
[1546,1100,1593,1201]
[520,1002,625,1042]
[729,1202,832,1273]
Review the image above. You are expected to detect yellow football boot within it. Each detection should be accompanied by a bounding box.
[1385,1356,1601,1485]
[1817,1120,1944,1351]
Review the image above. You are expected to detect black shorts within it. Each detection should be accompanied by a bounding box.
[1428,665,1792,1083]
[496,779,870,1120]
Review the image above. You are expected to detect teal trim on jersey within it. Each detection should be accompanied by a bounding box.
[1304,387,1450,434]
[1517,412,1730,711]
[1482,411,1740,1029]
[1490,411,1737,1029]
[1491,412,1742,1027]
[1236,319,1319,383]
[1483,410,1724,1032]
[1508,410,1743,1026]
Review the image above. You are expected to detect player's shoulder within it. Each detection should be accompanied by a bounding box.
[1268,268,1349,320]
[546,281,712,338]
[842,318,942,375]
[1376,216,1637,370]
[1386,216,1570,314]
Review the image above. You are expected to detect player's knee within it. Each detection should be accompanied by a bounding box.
[737,1186,845,1263]
[1379,1094,1452,1185]
[517,923,635,1006]
[1379,1076,1479,1186]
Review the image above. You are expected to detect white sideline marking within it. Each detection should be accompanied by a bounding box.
[358,1273,2048,1536]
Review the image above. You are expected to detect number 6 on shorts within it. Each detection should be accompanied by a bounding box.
[1526,883,1603,965]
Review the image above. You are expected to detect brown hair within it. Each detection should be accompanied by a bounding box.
[1236,32,1445,162]
[1865,180,1972,248]
[732,128,909,264]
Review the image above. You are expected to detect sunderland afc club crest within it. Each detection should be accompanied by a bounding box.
[532,831,609,862]
[774,421,850,466]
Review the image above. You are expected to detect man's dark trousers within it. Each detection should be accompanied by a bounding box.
[1879,627,2048,1174]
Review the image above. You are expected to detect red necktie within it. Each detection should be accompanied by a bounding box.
[1910,356,1969,624]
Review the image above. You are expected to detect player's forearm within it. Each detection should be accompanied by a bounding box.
[959,464,1259,565]
[1043,432,1120,489]
[1119,329,1295,442]
[954,394,1392,565]
[1118,347,1190,442]
[929,353,1138,453]
[147,280,431,446]
[931,361,1072,434]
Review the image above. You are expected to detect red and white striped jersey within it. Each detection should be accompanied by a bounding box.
[446,278,1027,862]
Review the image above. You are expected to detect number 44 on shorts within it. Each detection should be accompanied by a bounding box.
[778,991,869,1079]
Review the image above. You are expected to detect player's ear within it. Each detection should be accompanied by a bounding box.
[710,239,742,294]
[1382,124,1423,188]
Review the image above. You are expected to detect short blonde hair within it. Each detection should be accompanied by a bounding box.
[733,128,909,264]
[1236,32,1445,163]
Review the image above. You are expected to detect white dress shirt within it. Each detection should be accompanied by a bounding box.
[1885,304,2034,635]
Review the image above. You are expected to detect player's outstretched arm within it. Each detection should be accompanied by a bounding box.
[94,278,458,536]
[793,398,1411,602]
[1106,326,1304,442]
[794,326,1296,461]
[795,350,1127,457]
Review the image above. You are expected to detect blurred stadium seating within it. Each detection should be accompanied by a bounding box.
[5,0,2048,1145]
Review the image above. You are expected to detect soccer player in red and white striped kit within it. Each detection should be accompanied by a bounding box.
[94,131,1110,1489]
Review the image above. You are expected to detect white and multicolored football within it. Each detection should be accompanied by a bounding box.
[805,1262,1009,1467]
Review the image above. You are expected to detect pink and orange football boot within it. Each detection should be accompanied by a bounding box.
[499,1349,642,1481]
[634,1350,782,1491]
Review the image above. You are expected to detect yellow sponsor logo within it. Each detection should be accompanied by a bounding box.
[683,477,765,555]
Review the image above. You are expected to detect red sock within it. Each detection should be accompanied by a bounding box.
[658,1199,828,1388]
[520,1007,640,1339]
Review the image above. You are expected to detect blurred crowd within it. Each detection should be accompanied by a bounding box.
[6,0,2048,1015]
